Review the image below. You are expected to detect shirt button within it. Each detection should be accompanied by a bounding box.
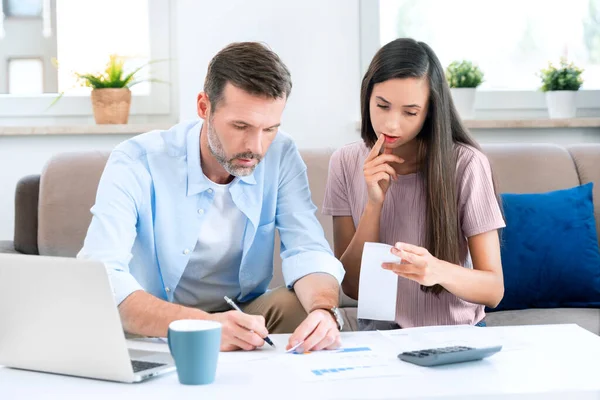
[197,209,204,215]
[165,287,171,293]
[183,249,190,255]
[207,189,213,194]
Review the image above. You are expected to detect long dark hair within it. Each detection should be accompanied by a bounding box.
[360,38,501,295]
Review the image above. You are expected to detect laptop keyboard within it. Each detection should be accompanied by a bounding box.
[131,360,167,373]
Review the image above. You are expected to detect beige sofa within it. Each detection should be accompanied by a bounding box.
[2,143,600,334]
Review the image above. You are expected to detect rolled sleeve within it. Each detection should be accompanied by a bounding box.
[282,250,345,288]
[77,150,148,305]
[105,265,144,305]
[276,142,345,288]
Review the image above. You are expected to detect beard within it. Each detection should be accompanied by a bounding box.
[206,119,262,177]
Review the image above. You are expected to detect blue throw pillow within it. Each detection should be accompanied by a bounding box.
[489,182,600,312]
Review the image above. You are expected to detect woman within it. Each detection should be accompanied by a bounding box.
[322,38,505,330]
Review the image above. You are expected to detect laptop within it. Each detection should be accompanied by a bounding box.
[0,253,176,383]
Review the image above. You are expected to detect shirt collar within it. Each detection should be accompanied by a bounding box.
[186,122,256,197]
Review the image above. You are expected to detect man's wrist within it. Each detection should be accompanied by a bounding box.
[310,306,343,331]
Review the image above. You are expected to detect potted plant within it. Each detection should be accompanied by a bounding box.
[74,55,160,124]
[538,57,583,119]
[445,60,484,120]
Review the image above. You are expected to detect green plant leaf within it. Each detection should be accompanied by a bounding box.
[46,91,65,110]
[445,60,484,88]
[49,55,170,106]
[121,58,170,86]
[538,57,584,91]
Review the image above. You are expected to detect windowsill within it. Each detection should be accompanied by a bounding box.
[2,118,600,137]
[355,118,600,131]
[463,118,600,129]
[0,123,175,136]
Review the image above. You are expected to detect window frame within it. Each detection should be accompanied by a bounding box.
[0,0,171,118]
[359,0,600,119]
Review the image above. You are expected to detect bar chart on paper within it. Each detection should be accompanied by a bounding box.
[308,347,373,377]
[289,346,421,381]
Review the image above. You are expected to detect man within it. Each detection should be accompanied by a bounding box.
[78,42,345,352]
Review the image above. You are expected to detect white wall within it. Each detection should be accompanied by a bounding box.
[176,0,362,149]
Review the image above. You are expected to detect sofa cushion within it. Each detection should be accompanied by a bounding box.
[38,152,110,257]
[492,183,600,312]
[568,144,600,249]
[482,143,580,194]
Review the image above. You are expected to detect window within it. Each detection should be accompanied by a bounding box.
[379,0,600,90]
[3,0,43,17]
[360,0,600,117]
[0,0,170,118]
[56,0,151,95]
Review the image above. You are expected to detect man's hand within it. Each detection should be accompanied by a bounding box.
[209,311,269,352]
[286,310,341,353]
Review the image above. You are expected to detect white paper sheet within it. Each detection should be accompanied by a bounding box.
[357,242,400,321]
[284,344,422,382]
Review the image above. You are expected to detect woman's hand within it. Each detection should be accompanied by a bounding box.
[363,135,404,206]
[382,242,442,287]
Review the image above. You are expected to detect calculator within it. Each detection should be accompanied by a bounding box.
[397,345,502,367]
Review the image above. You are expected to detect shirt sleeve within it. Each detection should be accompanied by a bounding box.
[76,150,148,305]
[322,148,352,216]
[459,149,506,238]
[275,142,345,288]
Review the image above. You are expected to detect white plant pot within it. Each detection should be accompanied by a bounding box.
[545,91,577,119]
[450,88,476,120]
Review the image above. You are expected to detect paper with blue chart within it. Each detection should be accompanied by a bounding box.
[357,242,400,321]
[216,334,422,382]
[285,343,421,381]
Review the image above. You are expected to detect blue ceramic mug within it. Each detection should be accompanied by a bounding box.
[168,320,222,385]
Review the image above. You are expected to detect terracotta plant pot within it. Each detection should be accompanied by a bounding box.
[91,88,132,124]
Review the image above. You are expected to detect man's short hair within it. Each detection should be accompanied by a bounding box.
[204,42,292,110]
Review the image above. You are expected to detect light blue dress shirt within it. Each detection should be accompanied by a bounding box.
[77,120,344,306]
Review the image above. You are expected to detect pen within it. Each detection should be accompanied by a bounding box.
[223,295,275,348]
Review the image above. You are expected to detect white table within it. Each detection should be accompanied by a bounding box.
[2,324,600,400]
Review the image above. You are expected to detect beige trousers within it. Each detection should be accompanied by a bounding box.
[241,287,308,334]
[124,287,308,339]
